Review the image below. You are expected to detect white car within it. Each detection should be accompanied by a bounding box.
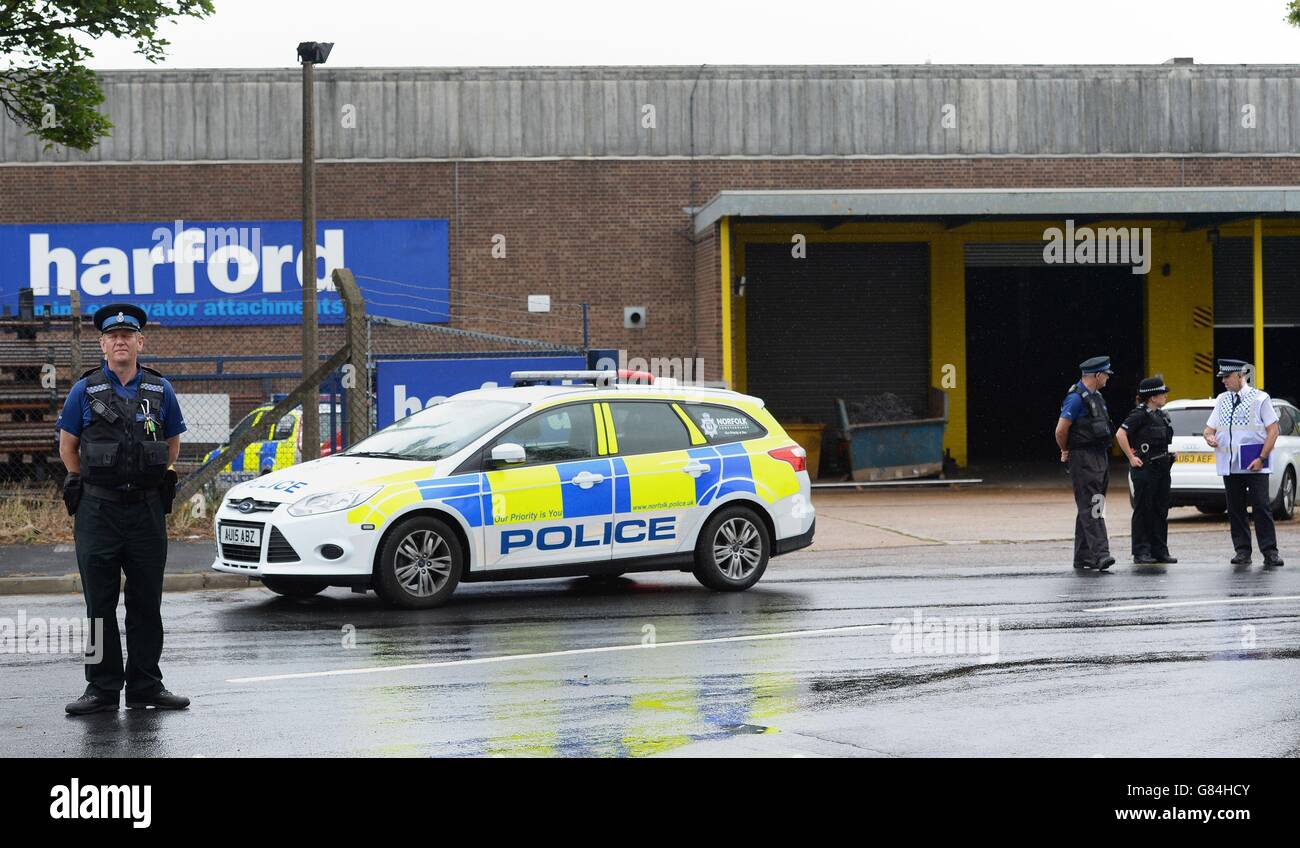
[1129,397,1299,520]
[212,373,816,608]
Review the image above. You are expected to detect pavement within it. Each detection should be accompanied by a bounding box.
[1,543,1295,757]
[0,470,1282,593]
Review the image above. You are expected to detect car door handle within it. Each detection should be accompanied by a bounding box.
[571,471,605,489]
[681,461,709,477]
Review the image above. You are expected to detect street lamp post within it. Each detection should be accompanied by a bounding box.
[297,41,332,457]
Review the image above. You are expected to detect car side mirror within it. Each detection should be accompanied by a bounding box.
[490,443,527,465]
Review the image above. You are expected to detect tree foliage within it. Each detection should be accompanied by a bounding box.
[0,1,214,150]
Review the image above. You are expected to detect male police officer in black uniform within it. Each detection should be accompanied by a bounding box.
[57,303,190,715]
[1055,356,1116,571]
[1116,377,1178,565]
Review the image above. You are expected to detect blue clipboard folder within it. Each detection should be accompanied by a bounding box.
[1238,443,1271,472]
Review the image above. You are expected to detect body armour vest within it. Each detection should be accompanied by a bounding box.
[76,365,170,489]
[1066,384,1113,450]
[1131,406,1172,458]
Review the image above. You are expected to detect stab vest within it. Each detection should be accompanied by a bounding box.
[1066,384,1113,450]
[1130,405,1172,458]
[76,364,169,489]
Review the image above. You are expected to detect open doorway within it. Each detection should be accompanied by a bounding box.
[965,266,1145,463]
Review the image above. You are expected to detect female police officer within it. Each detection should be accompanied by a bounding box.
[56,303,190,715]
[1116,376,1178,565]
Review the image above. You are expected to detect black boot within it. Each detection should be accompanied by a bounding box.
[1264,552,1285,568]
[65,691,119,715]
[1096,556,1116,571]
[1231,552,1252,565]
[126,688,190,710]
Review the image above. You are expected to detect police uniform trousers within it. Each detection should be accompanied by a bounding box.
[74,488,168,697]
[1069,447,1111,565]
[1129,458,1172,559]
[1223,473,1278,557]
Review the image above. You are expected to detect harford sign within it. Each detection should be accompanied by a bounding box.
[0,218,450,326]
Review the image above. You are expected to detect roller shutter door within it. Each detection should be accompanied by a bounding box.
[743,241,931,425]
[1213,237,1300,327]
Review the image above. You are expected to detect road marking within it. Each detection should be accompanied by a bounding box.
[1086,595,1300,613]
[226,623,890,684]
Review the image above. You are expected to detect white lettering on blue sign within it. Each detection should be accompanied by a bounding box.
[28,228,345,297]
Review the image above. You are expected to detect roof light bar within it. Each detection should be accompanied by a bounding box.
[510,369,657,387]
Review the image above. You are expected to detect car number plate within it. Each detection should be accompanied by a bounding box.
[1177,453,1216,464]
[220,524,262,546]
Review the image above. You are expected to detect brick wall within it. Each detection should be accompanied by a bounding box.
[4,156,1300,372]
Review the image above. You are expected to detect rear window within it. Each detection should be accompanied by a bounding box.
[1166,407,1214,437]
[680,403,767,444]
[608,401,692,455]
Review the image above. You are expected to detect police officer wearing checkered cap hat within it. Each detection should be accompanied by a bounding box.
[1203,359,1284,568]
[56,303,191,714]
[1055,356,1117,571]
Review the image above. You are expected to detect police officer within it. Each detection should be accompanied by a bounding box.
[1055,356,1116,571]
[1116,376,1178,565]
[1202,359,1285,568]
[56,304,191,715]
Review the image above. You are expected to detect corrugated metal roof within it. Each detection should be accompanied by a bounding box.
[6,64,1300,163]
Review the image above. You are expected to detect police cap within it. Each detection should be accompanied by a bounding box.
[1079,356,1113,375]
[92,303,147,334]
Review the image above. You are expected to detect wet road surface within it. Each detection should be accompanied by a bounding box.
[2,541,1297,757]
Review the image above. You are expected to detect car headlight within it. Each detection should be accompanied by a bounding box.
[287,486,383,517]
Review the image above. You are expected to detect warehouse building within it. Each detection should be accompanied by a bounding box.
[3,63,1300,467]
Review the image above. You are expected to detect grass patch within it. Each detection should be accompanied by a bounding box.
[0,488,215,545]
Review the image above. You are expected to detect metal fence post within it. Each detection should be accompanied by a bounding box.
[333,268,370,449]
[69,290,82,378]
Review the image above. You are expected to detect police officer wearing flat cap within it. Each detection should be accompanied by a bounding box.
[1202,359,1285,568]
[56,303,191,715]
[1116,376,1178,565]
[1055,356,1116,571]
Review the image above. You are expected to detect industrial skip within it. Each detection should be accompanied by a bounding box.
[835,389,949,482]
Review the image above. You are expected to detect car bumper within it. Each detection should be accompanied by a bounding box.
[211,506,380,579]
[774,518,815,555]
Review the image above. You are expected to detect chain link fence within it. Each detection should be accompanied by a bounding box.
[0,279,589,543]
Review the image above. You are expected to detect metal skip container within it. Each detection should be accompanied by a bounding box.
[835,389,948,482]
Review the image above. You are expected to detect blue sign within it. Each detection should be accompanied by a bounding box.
[0,219,448,326]
[376,356,587,428]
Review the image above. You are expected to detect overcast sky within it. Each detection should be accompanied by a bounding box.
[74,0,1300,69]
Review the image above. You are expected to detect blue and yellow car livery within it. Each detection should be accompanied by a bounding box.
[212,378,815,608]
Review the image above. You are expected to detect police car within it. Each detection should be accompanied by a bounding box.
[1127,397,1300,520]
[211,372,816,607]
[201,401,343,484]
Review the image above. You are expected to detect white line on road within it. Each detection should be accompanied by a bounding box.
[226,623,890,684]
[1086,595,1300,613]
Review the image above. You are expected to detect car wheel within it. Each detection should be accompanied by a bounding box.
[692,505,770,592]
[375,516,463,609]
[261,577,327,598]
[1195,503,1227,515]
[1273,467,1297,521]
